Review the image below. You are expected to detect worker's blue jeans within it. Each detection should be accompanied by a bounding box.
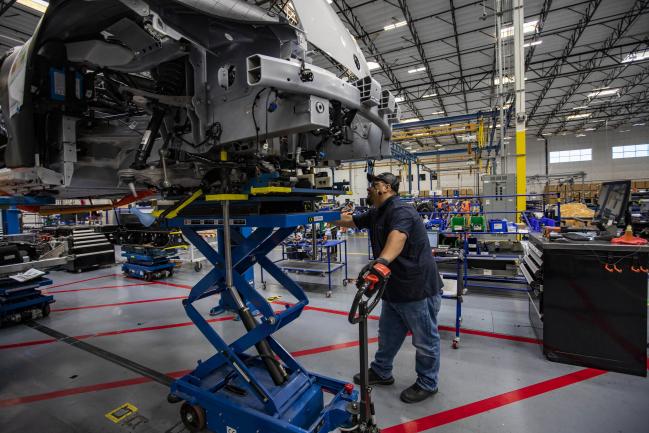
[370,293,442,392]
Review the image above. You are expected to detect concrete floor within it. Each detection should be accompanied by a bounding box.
[0,235,647,433]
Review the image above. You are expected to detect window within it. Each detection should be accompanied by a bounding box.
[549,148,592,163]
[419,174,426,181]
[612,144,649,159]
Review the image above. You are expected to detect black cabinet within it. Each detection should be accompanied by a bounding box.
[528,234,648,377]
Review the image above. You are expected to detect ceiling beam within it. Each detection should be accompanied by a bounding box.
[526,0,603,125]
[541,0,649,135]
[331,0,425,121]
[448,0,469,113]
[396,0,449,116]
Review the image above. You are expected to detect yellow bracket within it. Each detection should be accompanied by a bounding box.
[165,189,203,219]
[205,194,249,201]
[250,186,292,195]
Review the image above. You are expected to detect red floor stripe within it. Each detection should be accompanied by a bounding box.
[150,280,192,290]
[438,325,542,345]
[45,282,157,294]
[0,316,236,351]
[382,368,607,433]
[0,335,372,407]
[0,338,58,350]
[0,376,155,407]
[274,300,540,345]
[46,274,120,289]
[51,296,186,312]
[291,337,379,357]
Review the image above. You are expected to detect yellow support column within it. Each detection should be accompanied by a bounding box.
[516,130,526,222]
[513,0,526,222]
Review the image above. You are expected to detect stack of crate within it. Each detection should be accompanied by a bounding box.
[631,180,649,191]
[441,188,474,197]
[544,179,649,204]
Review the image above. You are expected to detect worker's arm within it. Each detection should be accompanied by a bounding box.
[332,213,357,228]
[377,230,407,263]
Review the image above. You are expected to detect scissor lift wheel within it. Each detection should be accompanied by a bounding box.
[180,402,206,432]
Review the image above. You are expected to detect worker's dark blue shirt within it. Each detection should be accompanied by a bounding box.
[353,195,443,303]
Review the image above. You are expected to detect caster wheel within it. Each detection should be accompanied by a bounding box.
[180,402,206,432]
[343,280,348,287]
[452,340,459,349]
[42,304,51,318]
[168,269,174,277]
[167,393,182,404]
[326,291,332,298]
[262,283,267,290]
[144,273,153,282]
[194,262,203,272]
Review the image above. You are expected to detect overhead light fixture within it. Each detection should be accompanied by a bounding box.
[408,66,426,74]
[494,76,514,85]
[384,21,407,31]
[621,49,649,63]
[500,20,538,38]
[584,128,596,131]
[576,134,587,137]
[434,143,444,148]
[430,111,445,115]
[438,123,451,127]
[400,118,422,123]
[422,93,437,98]
[566,113,592,120]
[367,61,381,71]
[16,0,48,12]
[633,122,646,126]
[619,129,631,133]
[541,133,552,136]
[394,96,404,103]
[587,88,619,98]
[523,40,543,48]
[572,106,589,110]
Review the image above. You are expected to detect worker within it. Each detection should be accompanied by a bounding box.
[334,172,444,404]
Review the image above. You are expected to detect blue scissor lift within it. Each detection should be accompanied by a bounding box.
[164,192,358,433]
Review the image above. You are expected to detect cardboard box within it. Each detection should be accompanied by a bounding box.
[419,190,430,197]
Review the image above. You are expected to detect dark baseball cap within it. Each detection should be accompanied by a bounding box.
[367,172,400,192]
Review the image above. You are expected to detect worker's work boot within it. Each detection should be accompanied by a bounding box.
[353,369,394,386]
[399,383,438,403]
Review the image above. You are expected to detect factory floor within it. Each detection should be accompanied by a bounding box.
[0,236,647,433]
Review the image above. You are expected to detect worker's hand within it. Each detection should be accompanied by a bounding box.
[357,257,390,292]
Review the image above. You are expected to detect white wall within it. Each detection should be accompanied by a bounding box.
[523,125,649,181]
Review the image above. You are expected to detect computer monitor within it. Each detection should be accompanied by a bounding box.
[594,180,631,228]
